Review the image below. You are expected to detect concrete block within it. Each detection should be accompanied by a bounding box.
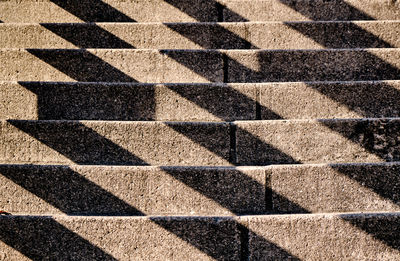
[0,165,266,215]
[0,82,256,121]
[2,21,399,49]
[0,49,223,83]
[0,23,243,49]
[225,49,400,82]
[259,81,400,119]
[236,119,400,165]
[267,163,400,213]
[245,212,400,260]
[223,0,400,21]
[0,0,218,23]
[0,121,231,166]
[0,215,240,260]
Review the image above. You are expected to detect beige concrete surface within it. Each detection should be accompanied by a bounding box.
[0,165,265,215]
[0,82,257,121]
[0,49,223,83]
[236,118,400,165]
[244,212,400,260]
[1,21,399,49]
[0,215,241,260]
[266,163,400,213]
[0,120,231,166]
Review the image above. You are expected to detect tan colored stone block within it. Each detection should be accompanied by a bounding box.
[259,81,400,119]
[0,215,241,260]
[267,163,400,213]
[245,213,400,260]
[236,119,400,165]
[0,121,231,166]
[0,165,265,215]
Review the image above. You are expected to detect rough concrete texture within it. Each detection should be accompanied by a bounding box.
[260,81,400,119]
[236,119,400,165]
[223,0,400,21]
[266,163,400,213]
[0,49,223,83]
[245,212,400,260]
[0,165,265,215]
[0,215,240,260]
[225,49,400,82]
[1,0,399,23]
[2,49,400,83]
[1,21,400,49]
[0,120,231,166]
[0,82,257,121]
[0,0,218,23]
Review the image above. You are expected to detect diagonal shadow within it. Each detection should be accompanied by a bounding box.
[49,0,136,22]
[284,21,393,48]
[5,0,400,259]
[330,163,400,207]
[40,23,133,48]
[340,213,400,251]
[7,120,148,166]
[26,49,138,82]
[162,0,400,255]
[6,117,302,259]
[0,164,144,215]
[301,81,400,119]
[0,216,117,260]
[277,0,375,21]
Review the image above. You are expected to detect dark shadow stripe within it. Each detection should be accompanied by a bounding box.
[330,163,400,207]
[321,119,400,162]
[0,165,144,215]
[340,213,400,251]
[0,216,117,260]
[284,21,393,49]
[8,120,148,166]
[49,0,135,22]
[226,50,400,83]
[160,166,266,215]
[41,23,134,49]
[278,0,374,21]
[19,82,155,121]
[164,23,255,49]
[304,81,400,119]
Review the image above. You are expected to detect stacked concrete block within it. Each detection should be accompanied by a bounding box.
[1,0,400,259]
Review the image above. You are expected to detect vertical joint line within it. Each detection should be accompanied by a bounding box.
[229,123,237,165]
[238,223,249,261]
[223,53,228,83]
[216,2,224,22]
[255,86,261,120]
[265,171,273,212]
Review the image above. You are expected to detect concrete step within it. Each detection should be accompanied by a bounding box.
[0,213,399,260]
[3,81,400,121]
[266,162,400,214]
[0,164,266,216]
[1,163,400,216]
[1,49,400,83]
[1,21,399,49]
[0,82,257,121]
[2,118,400,166]
[244,212,400,260]
[259,80,400,120]
[0,120,231,166]
[236,118,400,165]
[224,0,400,22]
[1,0,399,23]
[0,215,241,260]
